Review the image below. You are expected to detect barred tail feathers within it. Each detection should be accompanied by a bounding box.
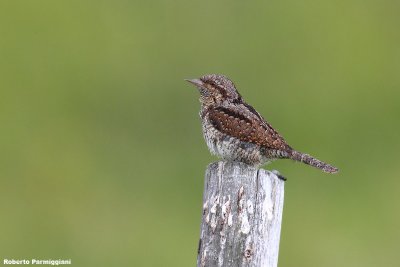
[290,150,338,174]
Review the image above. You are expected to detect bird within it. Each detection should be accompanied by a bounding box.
[185,74,338,174]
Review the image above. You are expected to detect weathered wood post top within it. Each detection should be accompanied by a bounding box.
[197,161,285,267]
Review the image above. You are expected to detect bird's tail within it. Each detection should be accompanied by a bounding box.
[289,150,339,174]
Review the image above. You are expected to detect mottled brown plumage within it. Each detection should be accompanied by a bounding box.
[186,74,338,174]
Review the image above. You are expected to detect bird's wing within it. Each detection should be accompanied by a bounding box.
[208,103,291,151]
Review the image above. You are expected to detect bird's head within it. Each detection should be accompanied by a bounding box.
[185,74,241,106]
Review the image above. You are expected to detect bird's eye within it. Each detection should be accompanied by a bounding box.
[199,88,209,96]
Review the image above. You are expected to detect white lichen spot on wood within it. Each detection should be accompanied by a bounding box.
[218,250,224,266]
[221,196,227,219]
[218,235,227,267]
[238,187,245,214]
[238,186,244,201]
[228,213,233,226]
[263,193,274,221]
[211,195,219,214]
[240,212,251,234]
[208,195,220,231]
[247,200,254,214]
[238,198,245,213]
[210,214,218,232]
[201,249,207,267]
[203,200,208,212]
[221,195,231,221]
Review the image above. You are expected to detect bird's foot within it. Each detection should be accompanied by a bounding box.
[272,170,287,181]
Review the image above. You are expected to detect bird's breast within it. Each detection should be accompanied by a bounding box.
[201,115,267,166]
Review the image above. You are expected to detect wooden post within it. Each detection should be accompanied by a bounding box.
[197,161,285,267]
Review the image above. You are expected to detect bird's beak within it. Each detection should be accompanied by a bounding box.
[185,78,204,87]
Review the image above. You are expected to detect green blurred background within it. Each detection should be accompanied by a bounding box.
[1,1,399,266]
